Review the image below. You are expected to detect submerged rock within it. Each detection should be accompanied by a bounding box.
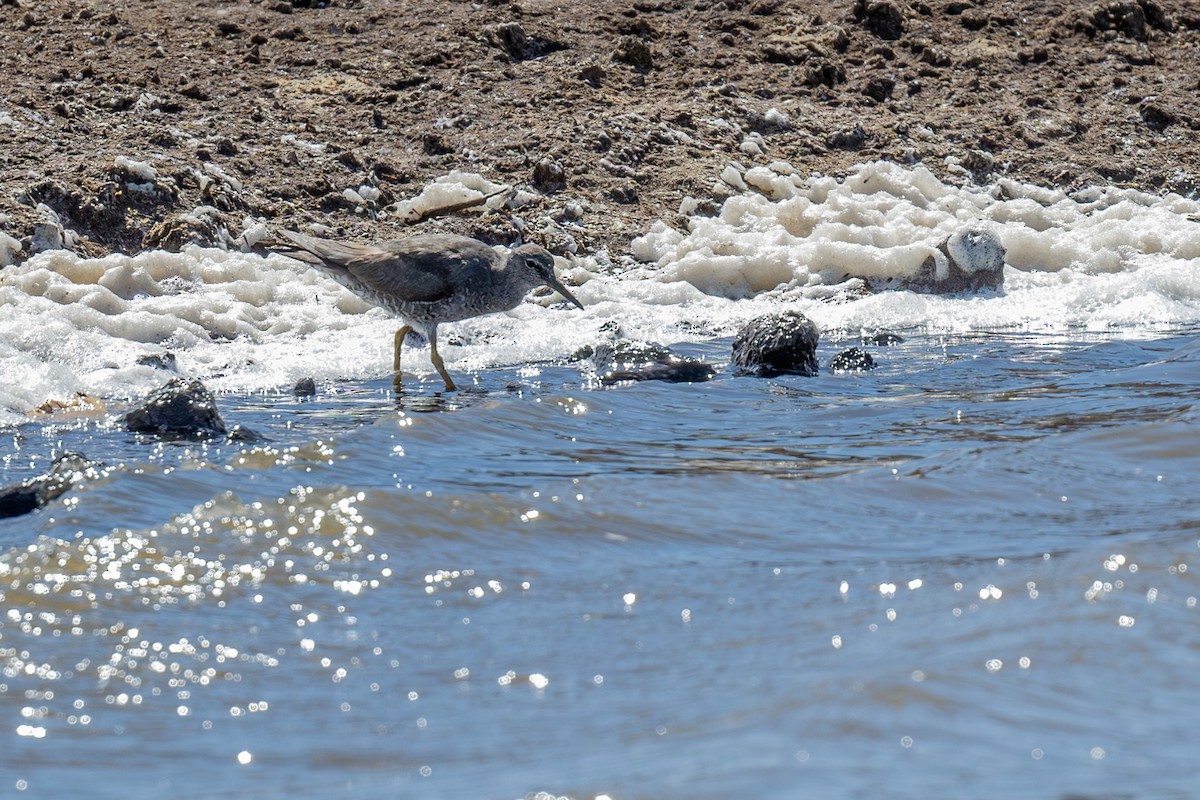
[900,227,1006,294]
[829,347,877,372]
[124,378,228,438]
[0,453,100,519]
[732,311,820,377]
[862,332,905,346]
[590,341,715,384]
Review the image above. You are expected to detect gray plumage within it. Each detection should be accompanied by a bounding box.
[265,230,584,391]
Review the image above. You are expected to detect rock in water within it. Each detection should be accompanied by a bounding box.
[903,228,1006,294]
[0,453,99,519]
[732,311,820,377]
[829,347,877,372]
[590,341,715,384]
[124,378,228,438]
[862,332,904,346]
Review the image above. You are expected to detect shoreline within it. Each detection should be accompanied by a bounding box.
[2,0,1199,266]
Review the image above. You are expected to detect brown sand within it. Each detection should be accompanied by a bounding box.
[2,0,1197,261]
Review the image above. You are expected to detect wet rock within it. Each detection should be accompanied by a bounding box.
[898,228,1006,294]
[124,378,228,438]
[829,347,877,372]
[532,158,567,194]
[0,453,100,519]
[136,352,178,371]
[731,312,820,378]
[589,341,715,385]
[483,22,562,62]
[613,36,654,71]
[862,332,905,346]
[228,424,262,442]
[293,377,317,397]
[854,0,905,40]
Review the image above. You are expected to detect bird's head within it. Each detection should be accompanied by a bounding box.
[513,244,584,309]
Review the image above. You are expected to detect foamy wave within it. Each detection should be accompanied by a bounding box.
[632,160,1200,297]
[3,162,1200,420]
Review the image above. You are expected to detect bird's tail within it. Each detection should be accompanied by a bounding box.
[256,229,371,270]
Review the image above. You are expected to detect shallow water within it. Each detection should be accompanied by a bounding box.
[2,328,1199,799]
[4,163,1200,798]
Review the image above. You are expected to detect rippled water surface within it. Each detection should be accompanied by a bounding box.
[2,328,1199,799]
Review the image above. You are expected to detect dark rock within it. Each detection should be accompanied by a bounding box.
[731,311,820,377]
[124,378,228,438]
[749,0,783,13]
[829,347,877,372]
[829,123,867,150]
[590,341,715,384]
[894,228,1006,294]
[854,0,905,40]
[483,22,563,61]
[579,63,606,87]
[958,8,989,30]
[613,36,654,71]
[805,59,845,88]
[532,158,567,193]
[611,185,639,204]
[862,332,905,346]
[0,453,100,519]
[746,108,791,133]
[228,424,262,442]
[961,148,995,179]
[1140,101,1175,131]
[422,133,454,156]
[864,75,895,102]
[1083,1,1171,40]
[293,377,317,397]
[179,83,210,101]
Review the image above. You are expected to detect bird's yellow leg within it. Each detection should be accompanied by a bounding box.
[426,328,458,392]
[392,325,412,387]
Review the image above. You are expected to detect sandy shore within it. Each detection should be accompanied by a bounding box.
[2,0,1198,262]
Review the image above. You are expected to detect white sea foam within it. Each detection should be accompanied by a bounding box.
[2,162,1199,421]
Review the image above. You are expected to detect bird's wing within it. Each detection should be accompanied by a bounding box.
[264,231,496,304]
[351,235,497,303]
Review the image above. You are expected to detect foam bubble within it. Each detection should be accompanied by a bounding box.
[633,160,1200,297]
[2,163,1199,418]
